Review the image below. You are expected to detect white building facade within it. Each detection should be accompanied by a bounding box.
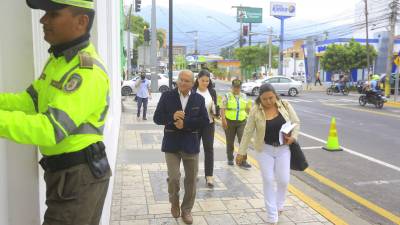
[0,1,123,225]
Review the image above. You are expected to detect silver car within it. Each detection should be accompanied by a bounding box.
[242,76,302,96]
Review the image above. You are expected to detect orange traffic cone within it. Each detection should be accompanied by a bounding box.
[323,117,343,152]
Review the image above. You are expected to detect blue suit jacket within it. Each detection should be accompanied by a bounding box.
[153,89,209,154]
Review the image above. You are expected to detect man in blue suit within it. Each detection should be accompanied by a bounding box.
[154,70,209,224]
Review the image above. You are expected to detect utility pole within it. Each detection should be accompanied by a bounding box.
[126,4,133,80]
[239,11,244,47]
[364,0,371,77]
[186,31,198,54]
[268,27,273,75]
[293,49,296,76]
[249,23,252,46]
[385,0,399,97]
[150,0,158,92]
[168,0,173,89]
[232,6,245,48]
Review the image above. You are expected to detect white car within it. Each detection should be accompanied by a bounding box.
[121,73,171,96]
[241,76,302,96]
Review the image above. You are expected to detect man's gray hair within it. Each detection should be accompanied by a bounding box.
[178,70,194,82]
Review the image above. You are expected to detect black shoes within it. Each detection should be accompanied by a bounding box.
[239,161,252,169]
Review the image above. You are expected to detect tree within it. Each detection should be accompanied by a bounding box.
[125,15,166,67]
[233,45,279,79]
[157,29,166,48]
[220,47,234,59]
[126,15,149,47]
[175,55,187,70]
[321,39,377,75]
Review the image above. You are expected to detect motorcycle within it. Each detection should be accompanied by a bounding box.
[358,90,387,109]
[327,83,349,95]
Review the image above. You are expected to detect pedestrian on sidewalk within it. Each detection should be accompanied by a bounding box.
[237,83,300,225]
[193,70,219,188]
[220,78,252,168]
[135,72,151,120]
[0,1,111,225]
[315,71,322,86]
[153,70,209,224]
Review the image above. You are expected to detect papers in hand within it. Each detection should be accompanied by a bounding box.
[279,121,297,145]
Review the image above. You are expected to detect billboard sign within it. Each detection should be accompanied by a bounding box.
[237,7,263,23]
[270,2,296,17]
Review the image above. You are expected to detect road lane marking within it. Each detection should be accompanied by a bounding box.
[214,120,400,222]
[354,179,400,186]
[214,132,349,225]
[302,146,324,150]
[323,103,400,119]
[296,108,339,119]
[306,169,400,224]
[300,132,400,173]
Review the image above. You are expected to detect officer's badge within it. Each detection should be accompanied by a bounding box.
[39,73,47,80]
[64,74,82,93]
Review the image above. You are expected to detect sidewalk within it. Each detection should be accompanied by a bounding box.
[110,94,336,225]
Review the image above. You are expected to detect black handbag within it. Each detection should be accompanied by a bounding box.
[289,141,308,171]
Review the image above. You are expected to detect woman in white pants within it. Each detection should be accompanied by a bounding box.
[237,83,300,225]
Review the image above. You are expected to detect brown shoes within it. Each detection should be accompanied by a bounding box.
[181,211,193,224]
[171,203,180,218]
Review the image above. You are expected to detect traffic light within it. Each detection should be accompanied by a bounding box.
[144,27,150,42]
[135,0,141,12]
[243,25,248,36]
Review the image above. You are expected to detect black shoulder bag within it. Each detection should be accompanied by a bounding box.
[281,100,309,171]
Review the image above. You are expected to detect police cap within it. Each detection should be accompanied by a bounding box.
[232,78,242,87]
[27,0,94,11]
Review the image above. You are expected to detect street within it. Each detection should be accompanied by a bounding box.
[215,80,400,225]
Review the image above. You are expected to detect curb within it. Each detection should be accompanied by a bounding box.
[386,101,400,108]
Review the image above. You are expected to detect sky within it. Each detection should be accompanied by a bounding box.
[127,0,360,22]
[124,0,377,53]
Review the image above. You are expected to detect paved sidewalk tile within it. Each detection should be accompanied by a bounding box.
[111,95,334,225]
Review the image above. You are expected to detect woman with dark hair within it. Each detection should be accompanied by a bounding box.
[193,70,219,187]
[237,83,300,225]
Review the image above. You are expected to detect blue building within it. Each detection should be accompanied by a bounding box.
[303,32,400,83]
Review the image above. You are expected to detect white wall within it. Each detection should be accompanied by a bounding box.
[0,1,122,224]
[0,1,41,225]
[0,34,9,225]
[94,1,122,224]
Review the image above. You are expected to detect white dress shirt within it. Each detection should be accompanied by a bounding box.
[179,90,191,111]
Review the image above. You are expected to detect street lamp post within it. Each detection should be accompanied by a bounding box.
[168,0,173,89]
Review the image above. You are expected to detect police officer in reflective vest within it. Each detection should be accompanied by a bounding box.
[0,1,111,224]
[220,79,252,168]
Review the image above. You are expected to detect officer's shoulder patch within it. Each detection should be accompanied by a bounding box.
[64,74,83,93]
[79,52,93,69]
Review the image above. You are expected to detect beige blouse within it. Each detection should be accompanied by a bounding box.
[238,100,300,155]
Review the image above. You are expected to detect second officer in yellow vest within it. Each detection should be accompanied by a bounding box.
[0,1,110,224]
[220,79,252,168]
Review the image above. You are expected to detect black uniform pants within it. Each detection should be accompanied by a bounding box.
[42,163,110,225]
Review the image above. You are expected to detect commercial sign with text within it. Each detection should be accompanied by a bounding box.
[237,7,263,23]
[270,2,296,17]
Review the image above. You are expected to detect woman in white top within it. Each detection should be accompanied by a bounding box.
[193,70,219,187]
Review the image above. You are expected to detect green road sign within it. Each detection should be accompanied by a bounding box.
[237,7,263,23]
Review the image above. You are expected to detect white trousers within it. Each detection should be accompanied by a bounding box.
[256,144,291,223]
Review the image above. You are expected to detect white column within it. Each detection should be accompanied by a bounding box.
[94,1,122,224]
[0,1,41,225]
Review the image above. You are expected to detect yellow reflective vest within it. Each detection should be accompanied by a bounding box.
[224,92,250,121]
[0,42,109,156]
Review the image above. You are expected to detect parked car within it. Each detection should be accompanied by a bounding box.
[241,76,302,96]
[121,73,170,96]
